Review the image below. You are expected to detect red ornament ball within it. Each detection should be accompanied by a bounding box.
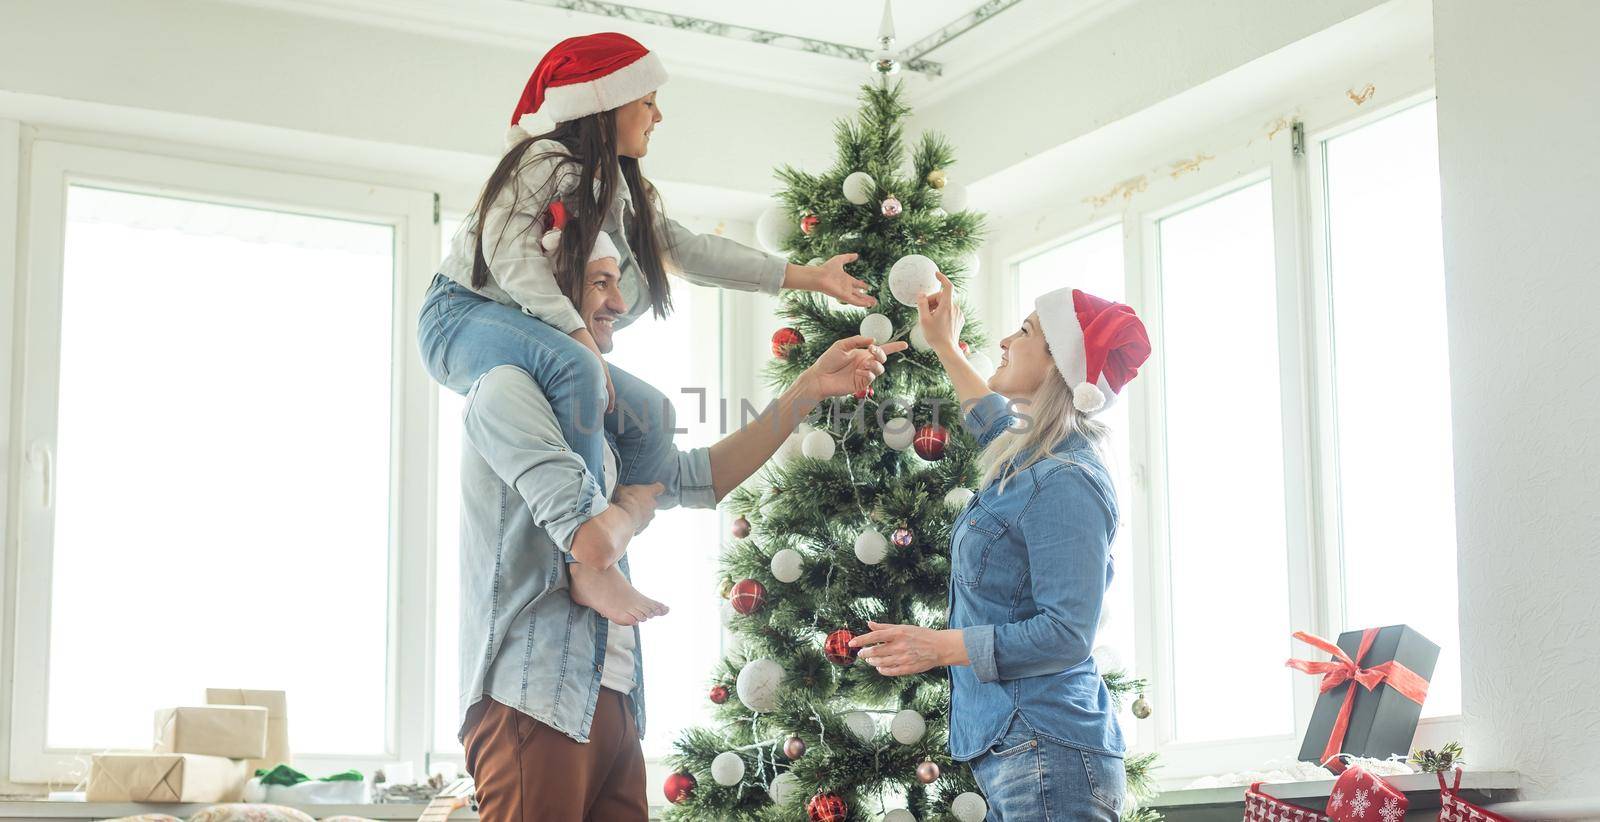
[913,423,949,461]
[731,515,751,539]
[891,527,914,547]
[823,628,858,665]
[853,386,874,400]
[664,771,696,804]
[709,684,729,705]
[959,340,970,354]
[730,578,767,615]
[807,792,849,822]
[772,327,805,359]
[800,213,820,235]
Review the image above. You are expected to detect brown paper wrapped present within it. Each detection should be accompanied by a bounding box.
[206,688,290,772]
[87,752,249,803]
[154,705,268,759]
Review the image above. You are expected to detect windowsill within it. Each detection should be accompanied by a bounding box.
[0,801,478,820]
[1147,769,1520,811]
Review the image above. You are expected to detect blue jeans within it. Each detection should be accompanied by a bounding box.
[418,274,682,511]
[969,716,1125,822]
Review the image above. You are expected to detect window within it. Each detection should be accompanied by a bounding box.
[1003,94,1460,776]
[12,142,435,782]
[1318,101,1460,717]
[1157,180,1295,743]
[426,215,727,762]
[1014,224,1142,744]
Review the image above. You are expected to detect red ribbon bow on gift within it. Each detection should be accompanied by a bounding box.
[1286,629,1430,773]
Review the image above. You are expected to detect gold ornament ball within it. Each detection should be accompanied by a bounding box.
[927,169,948,189]
[1132,696,1153,719]
[916,759,941,784]
[783,735,807,760]
[719,579,735,600]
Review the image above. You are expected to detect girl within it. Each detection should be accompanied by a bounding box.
[418,32,873,623]
[851,274,1152,821]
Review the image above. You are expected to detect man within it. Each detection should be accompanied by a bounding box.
[455,257,904,821]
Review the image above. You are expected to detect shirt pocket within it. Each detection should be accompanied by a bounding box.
[952,498,1012,588]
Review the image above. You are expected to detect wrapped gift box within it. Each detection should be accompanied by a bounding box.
[1289,625,1439,768]
[207,688,290,772]
[154,705,269,759]
[87,752,249,803]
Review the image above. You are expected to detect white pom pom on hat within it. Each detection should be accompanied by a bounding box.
[1033,286,1152,414]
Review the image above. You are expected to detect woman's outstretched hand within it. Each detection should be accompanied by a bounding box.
[915,271,963,354]
[801,335,908,398]
[850,621,970,677]
[786,253,877,308]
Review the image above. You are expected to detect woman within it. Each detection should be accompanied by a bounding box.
[851,273,1151,821]
[417,32,872,623]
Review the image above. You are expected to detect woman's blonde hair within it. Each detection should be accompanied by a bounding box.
[978,365,1109,493]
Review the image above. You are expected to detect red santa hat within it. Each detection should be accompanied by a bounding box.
[1034,286,1152,414]
[508,32,668,143]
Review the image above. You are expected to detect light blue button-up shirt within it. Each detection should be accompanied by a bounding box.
[947,393,1126,761]
[455,365,719,743]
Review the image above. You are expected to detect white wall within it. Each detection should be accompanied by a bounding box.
[0,0,851,197]
[1433,0,1600,802]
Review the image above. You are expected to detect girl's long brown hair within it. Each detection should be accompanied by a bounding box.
[469,109,673,319]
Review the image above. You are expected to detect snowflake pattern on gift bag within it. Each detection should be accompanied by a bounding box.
[1378,797,1404,822]
[1351,789,1372,817]
[1327,766,1409,822]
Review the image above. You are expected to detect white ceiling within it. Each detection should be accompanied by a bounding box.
[219,0,1131,105]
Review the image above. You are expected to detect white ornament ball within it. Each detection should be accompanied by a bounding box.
[736,658,784,713]
[540,228,562,252]
[882,417,915,451]
[801,430,836,461]
[711,751,746,786]
[888,254,940,307]
[774,428,806,464]
[860,313,894,345]
[890,709,927,745]
[967,351,995,378]
[883,811,916,822]
[854,530,889,565]
[930,207,949,219]
[768,771,801,805]
[958,251,982,277]
[951,792,989,822]
[755,206,793,254]
[770,548,804,584]
[908,322,933,353]
[1092,645,1124,673]
[720,598,738,628]
[944,487,975,509]
[843,710,877,742]
[940,182,970,213]
[842,171,876,205]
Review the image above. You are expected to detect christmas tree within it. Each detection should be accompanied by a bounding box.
[663,81,1162,822]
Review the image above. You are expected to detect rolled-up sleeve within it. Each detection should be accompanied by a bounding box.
[963,468,1114,683]
[675,445,719,510]
[661,216,787,296]
[462,366,607,553]
[961,392,1017,449]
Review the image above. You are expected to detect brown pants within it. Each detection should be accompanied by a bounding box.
[462,692,648,822]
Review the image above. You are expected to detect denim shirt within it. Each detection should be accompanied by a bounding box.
[454,365,719,743]
[947,393,1127,761]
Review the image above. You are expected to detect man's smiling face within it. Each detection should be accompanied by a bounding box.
[580,257,626,353]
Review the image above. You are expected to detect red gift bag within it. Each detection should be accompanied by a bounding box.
[1327,766,1409,822]
[1438,769,1515,822]
[1245,783,1331,822]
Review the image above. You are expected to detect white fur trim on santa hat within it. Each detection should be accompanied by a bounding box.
[542,51,668,124]
[589,231,619,263]
[1036,286,1122,414]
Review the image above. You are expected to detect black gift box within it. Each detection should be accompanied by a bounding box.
[1296,624,1439,766]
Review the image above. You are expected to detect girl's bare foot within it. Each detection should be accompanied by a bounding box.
[569,562,669,626]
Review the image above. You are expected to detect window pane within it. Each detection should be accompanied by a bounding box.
[1016,225,1141,744]
[608,296,725,761]
[1323,101,1460,717]
[433,217,467,754]
[1158,180,1295,742]
[49,186,393,754]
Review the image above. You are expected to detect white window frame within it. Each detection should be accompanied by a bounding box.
[993,88,1462,781]
[7,140,439,783]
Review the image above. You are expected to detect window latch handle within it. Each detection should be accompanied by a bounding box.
[27,442,54,510]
